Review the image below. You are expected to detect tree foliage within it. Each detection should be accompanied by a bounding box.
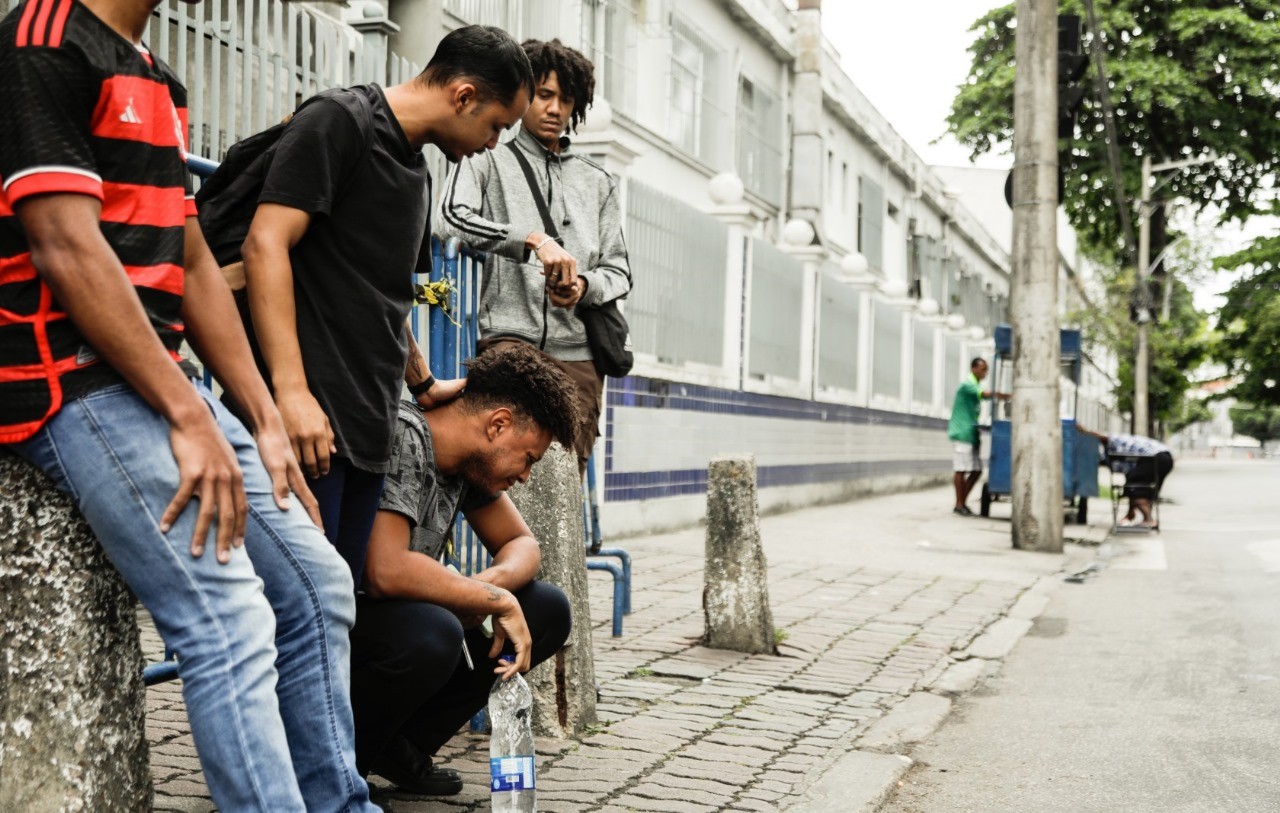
[1215,217,1280,404]
[1228,403,1280,445]
[1168,397,1214,435]
[1071,266,1209,429]
[948,0,1280,262]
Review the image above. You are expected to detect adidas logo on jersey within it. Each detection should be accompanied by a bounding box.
[119,98,142,124]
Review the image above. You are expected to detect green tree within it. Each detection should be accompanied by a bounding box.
[948,0,1280,261]
[1073,268,1209,429]
[1168,397,1214,435]
[952,0,1262,431]
[1228,403,1280,449]
[1215,217,1280,405]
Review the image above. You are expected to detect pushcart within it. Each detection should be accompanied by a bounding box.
[979,325,1099,522]
[1105,452,1162,534]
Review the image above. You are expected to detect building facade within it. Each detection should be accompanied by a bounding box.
[0,0,1119,536]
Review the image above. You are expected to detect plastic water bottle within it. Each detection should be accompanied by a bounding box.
[489,657,535,812]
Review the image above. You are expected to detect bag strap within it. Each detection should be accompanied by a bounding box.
[506,140,559,242]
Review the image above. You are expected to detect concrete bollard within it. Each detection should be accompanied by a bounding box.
[506,443,598,739]
[704,455,777,655]
[0,453,152,811]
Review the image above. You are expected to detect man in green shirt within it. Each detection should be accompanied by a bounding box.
[948,358,1006,516]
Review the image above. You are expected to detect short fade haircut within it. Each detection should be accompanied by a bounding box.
[420,25,535,105]
[461,343,580,450]
[521,38,595,133]
[971,357,987,369]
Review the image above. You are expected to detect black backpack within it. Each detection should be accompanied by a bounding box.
[195,88,373,268]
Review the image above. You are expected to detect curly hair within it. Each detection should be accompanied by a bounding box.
[461,344,580,450]
[521,38,595,133]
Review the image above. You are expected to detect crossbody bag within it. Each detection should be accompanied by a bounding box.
[506,141,633,378]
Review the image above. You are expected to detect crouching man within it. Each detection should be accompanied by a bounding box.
[351,343,578,795]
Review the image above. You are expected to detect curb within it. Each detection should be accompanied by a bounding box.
[786,750,914,813]
[788,572,1066,812]
[857,692,953,754]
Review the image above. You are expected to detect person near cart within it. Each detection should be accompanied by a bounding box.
[1078,426,1173,528]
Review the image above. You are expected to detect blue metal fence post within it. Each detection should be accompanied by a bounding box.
[429,238,446,376]
[442,238,460,377]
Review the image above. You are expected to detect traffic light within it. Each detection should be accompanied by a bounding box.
[1058,15,1089,140]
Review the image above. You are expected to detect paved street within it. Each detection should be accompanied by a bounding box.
[143,481,1100,812]
[881,458,1280,813]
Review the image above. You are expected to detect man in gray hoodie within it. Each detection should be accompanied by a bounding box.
[439,38,631,473]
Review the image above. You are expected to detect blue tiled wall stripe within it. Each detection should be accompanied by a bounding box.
[607,376,949,431]
[604,459,950,502]
[603,375,953,503]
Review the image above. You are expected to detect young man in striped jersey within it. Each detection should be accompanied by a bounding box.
[0,0,375,809]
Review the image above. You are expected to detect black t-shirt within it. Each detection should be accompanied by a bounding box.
[254,84,430,472]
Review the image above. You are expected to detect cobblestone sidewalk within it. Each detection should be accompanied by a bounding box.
[145,539,1039,812]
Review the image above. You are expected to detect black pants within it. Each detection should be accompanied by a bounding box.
[1122,451,1174,499]
[349,580,572,775]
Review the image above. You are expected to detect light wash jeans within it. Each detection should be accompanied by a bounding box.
[11,380,379,812]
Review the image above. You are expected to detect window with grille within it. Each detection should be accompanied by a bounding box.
[736,76,783,204]
[669,17,727,166]
[857,176,884,272]
[581,0,638,120]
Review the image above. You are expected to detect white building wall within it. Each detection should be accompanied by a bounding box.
[383,0,1116,536]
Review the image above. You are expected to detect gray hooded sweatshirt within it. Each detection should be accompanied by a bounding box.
[438,127,632,362]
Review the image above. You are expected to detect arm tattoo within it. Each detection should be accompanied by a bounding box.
[405,328,428,384]
[483,583,504,603]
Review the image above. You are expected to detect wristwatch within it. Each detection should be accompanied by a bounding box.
[408,374,436,397]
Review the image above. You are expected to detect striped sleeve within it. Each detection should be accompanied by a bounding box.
[0,32,102,205]
[439,154,530,261]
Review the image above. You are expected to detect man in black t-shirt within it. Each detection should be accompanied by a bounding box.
[351,344,578,795]
[240,26,535,588]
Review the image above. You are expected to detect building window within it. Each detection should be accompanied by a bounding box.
[857,175,884,272]
[669,17,726,166]
[842,162,849,212]
[582,0,638,120]
[735,75,782,204]
[670,24,703,155]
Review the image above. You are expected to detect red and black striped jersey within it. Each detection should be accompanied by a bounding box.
[0,0,196,443]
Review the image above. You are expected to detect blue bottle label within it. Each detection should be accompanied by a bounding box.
[490,755,536,792]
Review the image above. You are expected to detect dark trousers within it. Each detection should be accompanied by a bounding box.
[349,580,572,775]
[309,456,386,589]
[1122,451,1175,499]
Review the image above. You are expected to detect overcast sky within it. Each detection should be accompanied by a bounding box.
[821,0,1010,169]
[819,0,1268,311]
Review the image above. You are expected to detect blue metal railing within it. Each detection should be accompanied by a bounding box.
[424,237,493,579]
[584,460,631,636]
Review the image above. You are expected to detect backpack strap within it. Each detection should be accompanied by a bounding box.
[304,87,377,199]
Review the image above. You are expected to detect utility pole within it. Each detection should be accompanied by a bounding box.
[1010,0,1063,552]
[1132,152,1216,436]
[1134,155,1153,437]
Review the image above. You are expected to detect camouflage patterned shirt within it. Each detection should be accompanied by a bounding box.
[379,401,497,561]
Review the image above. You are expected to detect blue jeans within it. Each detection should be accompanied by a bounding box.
[309,457,386,590]
[10,380,378,813]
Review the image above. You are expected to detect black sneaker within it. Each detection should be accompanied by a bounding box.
[370,735,464,796]
[953,506,975,517]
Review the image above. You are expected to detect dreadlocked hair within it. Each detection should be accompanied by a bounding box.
[461,344,581,450]
[521,38,595,133]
